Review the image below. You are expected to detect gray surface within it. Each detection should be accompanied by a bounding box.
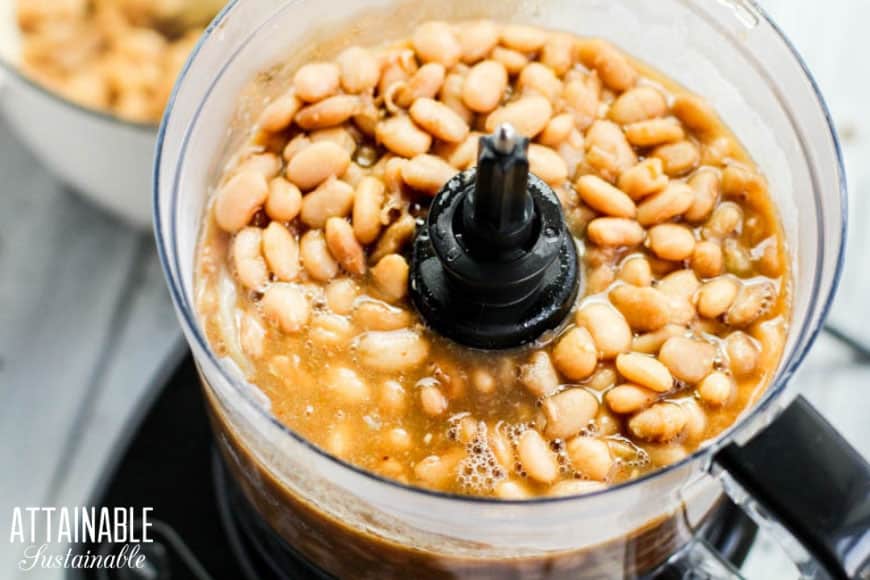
[0,122,184,575]
[0,0,868,578]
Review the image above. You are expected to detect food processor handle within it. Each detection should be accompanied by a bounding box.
[713,395,870,579]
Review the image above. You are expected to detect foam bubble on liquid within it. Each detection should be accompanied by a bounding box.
[446,412,471,442]
[609,437,651,469]
[501,422,532,479]
[550,439,572,474]
[457,422,506,494]
[505,422,529,447]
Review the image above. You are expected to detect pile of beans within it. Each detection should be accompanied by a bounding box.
[17,0,205,123]
[196,20,790,498]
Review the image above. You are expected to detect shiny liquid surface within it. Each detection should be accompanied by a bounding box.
[195,20,791,499]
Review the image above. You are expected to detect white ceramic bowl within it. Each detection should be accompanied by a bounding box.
[0,0,157,228]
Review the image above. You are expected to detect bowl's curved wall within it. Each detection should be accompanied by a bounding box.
[1,77,156,227]
[154,0,846,575]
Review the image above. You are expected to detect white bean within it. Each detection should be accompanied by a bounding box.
[575,303,632,359]
[609,87,667,125]
[371,254,409,303]
[412,21,461,67]
[726,331,760,377]
[327,367,371,404]
[697,277,740,319]
[552,327,598,381]
[587,218,645,247]
[215,172,269,233]
[458,20,500,64]
[376,115,432,158]
[409,98,469,143]
[420,384,448,416]
[325,278,358,315]
[647,224,696,261]
[615,353,673,393]
[528,144,568,186]
[692,240,724,278]
[358,330,430,372]
[636,182,694,227]
[617,158,668,201]
[491,47,529,75]
[624,118,684,147]
[577,39,637,91]
[577,175,637,218]
[517,430,559,484]
[337,46,381,94]
[658,336,715,384]
[538,114,575,148]
[500,25,548,53]
[653,141,701,177]
[518,62,562,103]
[542,388,599,440]
[605,384,657,414]
[520,351,560,397]
[354,300,411,331]
[300,177,354,228]
[540,33,575,76]
[258,90,302,132]
[562,78,599,130]
[261,284,311,333]
[325,217,366,275]
[300,229,339,282]
[352,176,385,245]
[309,312,354,347]
[698,371,735,407]
[566,437,613,481]
[262,221,300,281]
[265,177,302,222]
[232,227,268,290]
[294,62,340,102]
[609,285,672,332]
[286,141,351,191]
[462,60,508,114]
[485,96,552,138]
[295,95,360,130]
[401,154,457,195]
[628,403,687,442]
[396,63,446,108]
[584,120,637,181]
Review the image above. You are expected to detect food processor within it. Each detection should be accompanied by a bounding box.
[153,0,868,577]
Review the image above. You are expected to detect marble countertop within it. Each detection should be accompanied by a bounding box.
[1,1,868,578]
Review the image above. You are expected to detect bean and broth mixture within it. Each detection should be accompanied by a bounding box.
[196,20,790,499]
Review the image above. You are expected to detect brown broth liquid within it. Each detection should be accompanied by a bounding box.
[195,22,790,501]
[208,382,712,579]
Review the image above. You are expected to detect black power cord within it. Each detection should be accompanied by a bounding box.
[823,324,870,362]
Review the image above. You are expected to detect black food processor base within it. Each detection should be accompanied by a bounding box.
[65,354,756,580]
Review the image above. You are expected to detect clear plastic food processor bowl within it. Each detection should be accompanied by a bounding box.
[154,0,846,577]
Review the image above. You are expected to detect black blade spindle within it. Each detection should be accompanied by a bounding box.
[409,123,580,349]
